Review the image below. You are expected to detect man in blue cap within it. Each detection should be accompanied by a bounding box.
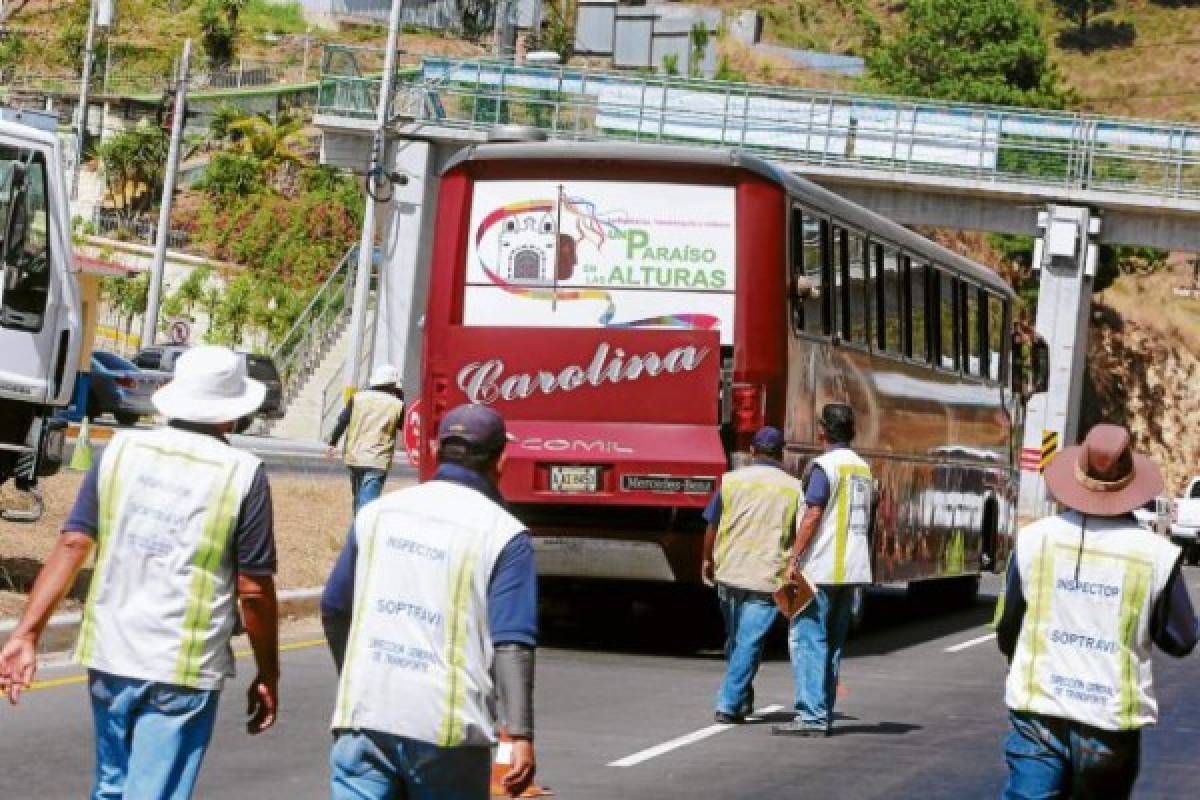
[702,425,805,724]
[321,403,538,799]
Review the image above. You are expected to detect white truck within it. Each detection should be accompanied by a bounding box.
[0,108,83,522]
[1172,476,1200,566]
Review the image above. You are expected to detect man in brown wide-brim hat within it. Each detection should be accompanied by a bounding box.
[995,423,1197,799]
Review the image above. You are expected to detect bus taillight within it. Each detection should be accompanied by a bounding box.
[731,383,765,433]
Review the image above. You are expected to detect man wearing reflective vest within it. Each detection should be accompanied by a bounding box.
[774,403,873,737]
[0,346,280,799]
[327,364,406,511]
[322,403,538,799]
[996,423,1197,798]
[702,426,803,724]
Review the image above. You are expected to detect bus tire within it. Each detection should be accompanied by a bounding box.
[981,499,999,573]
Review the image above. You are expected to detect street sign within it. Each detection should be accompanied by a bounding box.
[1040,429,1059,474]
[168,318,191,346]
[403,398,422,467]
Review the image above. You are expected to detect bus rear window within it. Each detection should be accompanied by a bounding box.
[462,180,738,345]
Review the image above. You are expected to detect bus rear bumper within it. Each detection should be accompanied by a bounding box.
[528,526,703,584]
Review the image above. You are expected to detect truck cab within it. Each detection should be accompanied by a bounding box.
[0,108,83,521]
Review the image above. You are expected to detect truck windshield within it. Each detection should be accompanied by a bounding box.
[462,179,738,345]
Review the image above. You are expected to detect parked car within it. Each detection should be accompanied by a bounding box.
[133,345,284,433]
[1171,477,1200,566]
[88,350,171,426]
[1132,496,1172,537]
[132,344,190,373]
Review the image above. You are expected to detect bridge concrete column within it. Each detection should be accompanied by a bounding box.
[1018,205,1100,519]
[370,138,455,402]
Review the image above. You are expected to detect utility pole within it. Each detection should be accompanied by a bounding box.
[141,38,190,350]
[494,0,517,60]
[70,0,99,200]
[344,0,406,398]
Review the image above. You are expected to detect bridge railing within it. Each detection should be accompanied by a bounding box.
[317,53,1200,201]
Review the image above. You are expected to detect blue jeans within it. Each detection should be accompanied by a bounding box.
[87,669,220,800]
[330,729,491,800]
[788,585,854,729]
[715,583,778,717]
[350,467,387,512]
[1003,710,1141,799]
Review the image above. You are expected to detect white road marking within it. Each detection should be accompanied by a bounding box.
[944,632,997,653]
[608,705,785,767]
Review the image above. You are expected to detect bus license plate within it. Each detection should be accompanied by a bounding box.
[550,466,599,493]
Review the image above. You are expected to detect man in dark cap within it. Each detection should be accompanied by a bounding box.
[702,425,805,724]
[774,403,874,737]
[320,403,538,799]
[995,423,1197,799]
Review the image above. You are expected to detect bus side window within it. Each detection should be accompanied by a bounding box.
[790,208,827,337]
[908,260,929,362]
[964,284,984,377]
[833,226,847,340]
[867,242,882,350]
[986,293,1007,382]
[881,247,903,357]
[846,231,868,346]
[937,271,959,371]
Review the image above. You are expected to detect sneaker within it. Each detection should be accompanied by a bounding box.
[771,720,830,737]
[714,711,744,725]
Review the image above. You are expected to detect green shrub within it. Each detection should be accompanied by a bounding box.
[201,152,266,196]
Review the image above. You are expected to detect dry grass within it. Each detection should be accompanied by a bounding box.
[1,472,414,620]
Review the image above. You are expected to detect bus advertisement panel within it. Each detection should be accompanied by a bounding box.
[463,180,738,344]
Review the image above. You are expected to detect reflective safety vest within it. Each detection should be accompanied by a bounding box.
[332,480,524,747]
[1005,512,1181,731]
[713,464,804,593]
[75,428,260,690]
[796,448,873,586]
[344,389,404,470]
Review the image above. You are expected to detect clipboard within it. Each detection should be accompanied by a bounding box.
[773,573,817,620]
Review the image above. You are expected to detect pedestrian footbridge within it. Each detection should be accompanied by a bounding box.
[316,53,1200,250]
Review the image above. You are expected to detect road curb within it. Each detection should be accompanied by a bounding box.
[0,587,325,656]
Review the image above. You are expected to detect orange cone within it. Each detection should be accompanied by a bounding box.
[490,730,552,798]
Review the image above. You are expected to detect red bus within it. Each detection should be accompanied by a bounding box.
[419,141,1022,599]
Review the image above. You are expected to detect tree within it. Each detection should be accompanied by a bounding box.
[540,0,578,64]
[1054,0,1114,39]
[200,0,246,70]
[208,103,247,146]
[227,113,305,188]
[95,123,170,224]
[689,22,709,79]
[867,0,1067,109]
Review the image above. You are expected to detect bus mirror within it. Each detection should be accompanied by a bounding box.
[794,276,817,301]
[1031,338,1049,394]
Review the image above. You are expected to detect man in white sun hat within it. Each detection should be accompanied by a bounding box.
[326,363,405,511]
[0,345,281,800]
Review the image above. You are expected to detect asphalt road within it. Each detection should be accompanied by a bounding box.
[2,572,1198,799]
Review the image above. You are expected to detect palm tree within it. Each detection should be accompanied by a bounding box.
[227,113,306,189]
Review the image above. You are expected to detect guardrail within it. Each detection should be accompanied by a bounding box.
[91,209,191,249]
[317,53,1200,202]
[271,245,357,413]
